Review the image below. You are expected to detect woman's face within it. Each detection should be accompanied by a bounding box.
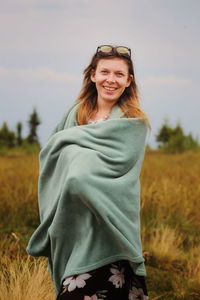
[91,57,132,106]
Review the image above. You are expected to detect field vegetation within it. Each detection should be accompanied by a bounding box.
[0,150,200,299]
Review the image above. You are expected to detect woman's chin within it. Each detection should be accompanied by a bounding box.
[99,93,119,103]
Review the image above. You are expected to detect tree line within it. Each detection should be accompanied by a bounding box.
[0,108,41,152]
[156,119,199,153]
[0,111,199,154]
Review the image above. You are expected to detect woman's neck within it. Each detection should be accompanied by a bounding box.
[96,100,116,116]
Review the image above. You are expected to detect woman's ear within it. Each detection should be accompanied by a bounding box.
[126,74,133,87]
[90,69,96,83]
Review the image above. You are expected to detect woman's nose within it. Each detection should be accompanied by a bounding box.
[106,73,115,83]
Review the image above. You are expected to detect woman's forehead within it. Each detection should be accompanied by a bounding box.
[96,57,129,70]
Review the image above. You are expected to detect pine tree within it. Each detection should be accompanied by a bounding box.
[16,122,23,146]
[156,124,172,145]
[27,108,41,144]
[0,122,16,148]
[156,120,199,153]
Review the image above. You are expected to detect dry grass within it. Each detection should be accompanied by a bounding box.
[140,151,200,298]
[0,155,39,232]
[0,256,55,300]
[145,225,183,267]
[185,246,200,287]
[0,151,200,299]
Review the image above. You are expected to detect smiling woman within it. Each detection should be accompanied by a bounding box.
[27,45,150,300]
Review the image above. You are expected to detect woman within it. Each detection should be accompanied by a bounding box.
[27,45,150,300]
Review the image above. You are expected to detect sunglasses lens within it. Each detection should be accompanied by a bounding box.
[98,46,113,53]
[116,47,130,55]
[96,45,131,57]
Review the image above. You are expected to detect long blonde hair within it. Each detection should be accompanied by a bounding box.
[75,47,150,127]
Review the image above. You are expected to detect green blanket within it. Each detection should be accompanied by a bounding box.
[26,102,148,294]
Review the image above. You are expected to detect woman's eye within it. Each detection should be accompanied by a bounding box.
[116,73,124,77]
[101,71,108,74]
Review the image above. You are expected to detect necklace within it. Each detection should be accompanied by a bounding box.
[88,114,110,125]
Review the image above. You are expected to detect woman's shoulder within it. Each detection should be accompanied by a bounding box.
[109,104,126,119]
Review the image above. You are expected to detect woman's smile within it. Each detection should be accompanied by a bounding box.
[103,86,118,91]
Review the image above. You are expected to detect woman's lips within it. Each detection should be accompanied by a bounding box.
[103,86,117,91]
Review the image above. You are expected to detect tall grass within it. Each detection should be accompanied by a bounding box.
[141,151,200,299]
[0,155,39,232]
[0,151,200,299]
[0,255,54,300]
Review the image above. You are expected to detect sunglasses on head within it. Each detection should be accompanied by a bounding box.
[96,45,131,58]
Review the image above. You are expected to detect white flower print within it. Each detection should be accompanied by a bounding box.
[63,273,92,292]
[129,286,148,300]
[84,290,108,300]
[108,265,125,288]
[84,295,98,300]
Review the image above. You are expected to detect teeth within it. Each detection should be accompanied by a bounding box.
[104,87,116,91]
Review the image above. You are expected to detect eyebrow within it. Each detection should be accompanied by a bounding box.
[100,68,126,74]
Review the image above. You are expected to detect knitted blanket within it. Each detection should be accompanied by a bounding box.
[26,102,148,294]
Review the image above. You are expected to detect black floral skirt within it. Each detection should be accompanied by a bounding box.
[56,260,148,300]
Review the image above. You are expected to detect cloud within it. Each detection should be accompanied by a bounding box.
[142,75,192,87]
[0,0,91,11]
[0,2,134,54]
[0,66,79,84]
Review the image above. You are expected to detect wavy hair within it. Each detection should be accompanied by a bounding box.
[75,47,150,128]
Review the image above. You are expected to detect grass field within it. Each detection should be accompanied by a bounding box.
[0,151,200,299]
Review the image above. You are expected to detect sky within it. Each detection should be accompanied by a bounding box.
[0,0,199,148]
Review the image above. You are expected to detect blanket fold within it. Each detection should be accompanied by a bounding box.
[27,103,148,294]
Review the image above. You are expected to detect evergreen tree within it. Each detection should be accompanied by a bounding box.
[16,122,23,146]
[184,133,199,150]
[0,122,16,148]
[156,120,199,153]
[171,123,184,138]
[27,108,41,144]
[156,124,172,145]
